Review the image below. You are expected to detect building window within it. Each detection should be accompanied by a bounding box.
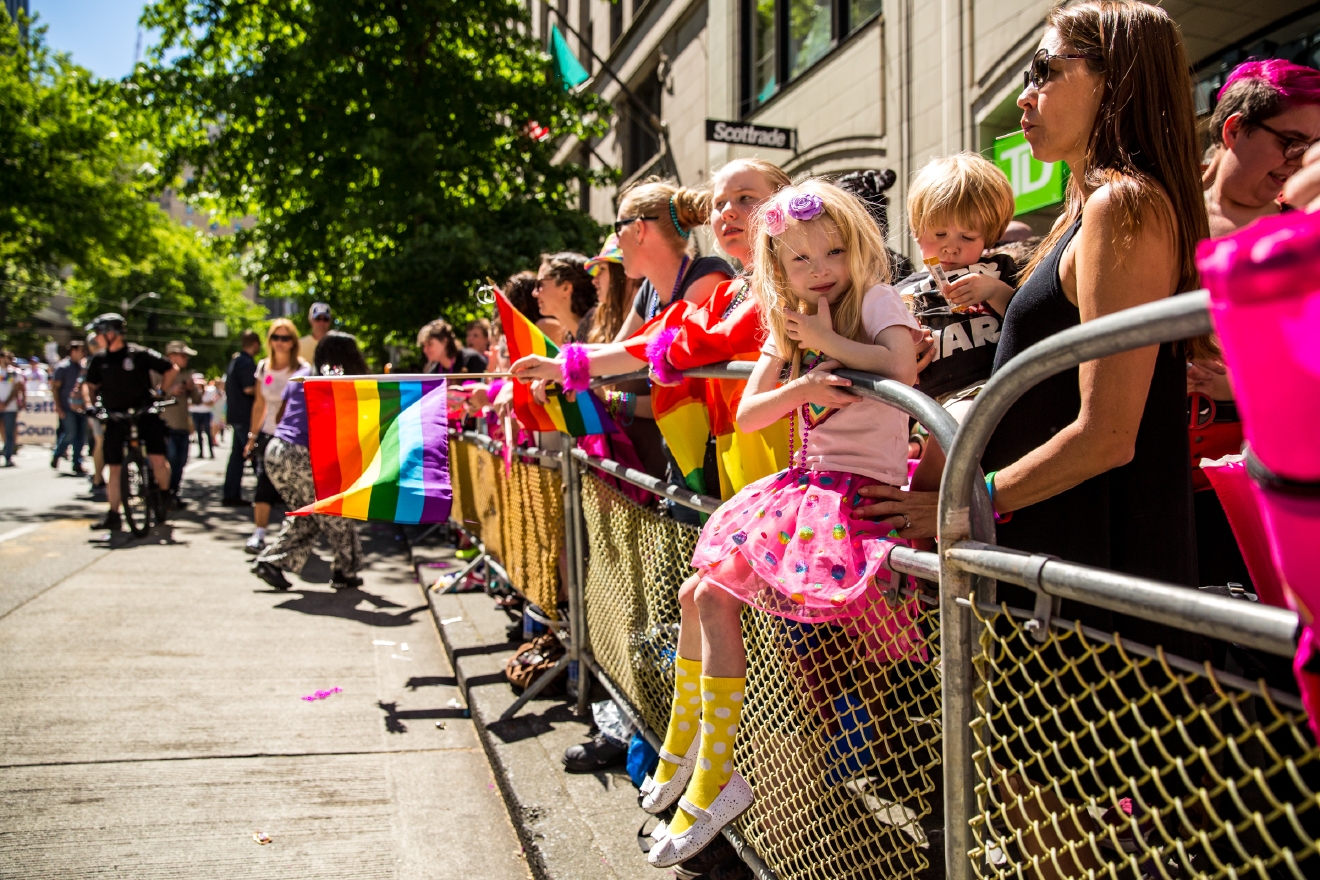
[610,0,623,46]
[622,71,662,179]
[741,0,879,112]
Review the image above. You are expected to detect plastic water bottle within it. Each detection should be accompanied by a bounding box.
[567,660,580,700]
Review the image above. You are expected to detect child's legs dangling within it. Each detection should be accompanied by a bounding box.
[653,574,705,786]
[669,578,747,837]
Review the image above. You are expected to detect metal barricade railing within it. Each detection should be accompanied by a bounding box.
[442,292,1318,880]
[937,290,1317,880]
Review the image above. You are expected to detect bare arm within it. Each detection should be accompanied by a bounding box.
[510,343,645,383]
[783,298,920,385]
[991,186,1176,514]
[158,366,181,398]
[735,353,858,434]
[613,310,644,342]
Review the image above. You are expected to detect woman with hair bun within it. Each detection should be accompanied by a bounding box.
[1204,59,1320,238]
[612,177,734,340]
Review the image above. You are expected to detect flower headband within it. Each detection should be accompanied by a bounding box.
[763,192,825,237]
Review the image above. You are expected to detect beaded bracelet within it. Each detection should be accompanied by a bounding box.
[603,391,636,426]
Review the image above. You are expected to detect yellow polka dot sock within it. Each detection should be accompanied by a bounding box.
[668,675,746,836]
[653,655,703,785]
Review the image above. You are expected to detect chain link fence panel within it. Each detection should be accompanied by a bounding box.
[449,438,562,620]
[969,600,1320,880]
[578,468,945,880]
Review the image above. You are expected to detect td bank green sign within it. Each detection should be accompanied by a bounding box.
[993,130,1067,215]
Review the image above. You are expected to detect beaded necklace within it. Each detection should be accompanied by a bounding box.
[720,277,750,320]
[646,255,691,321]
[786,355,820,471]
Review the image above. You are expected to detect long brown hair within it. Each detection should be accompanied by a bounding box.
[587,262,633,343]
[1025,1,1211,353]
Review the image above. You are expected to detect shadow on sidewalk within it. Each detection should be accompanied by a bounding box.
[263,587,429,627]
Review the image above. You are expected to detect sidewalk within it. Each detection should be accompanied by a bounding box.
[0,449,529,878]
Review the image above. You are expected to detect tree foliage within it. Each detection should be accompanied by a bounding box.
[139,0,611,351]
[67,218,267,376]
[0,15,160,343]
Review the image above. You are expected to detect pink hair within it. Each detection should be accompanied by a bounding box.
[1217,59,1320,106]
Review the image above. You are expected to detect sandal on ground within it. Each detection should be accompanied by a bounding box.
[646,772,754,868]
[639,732,702,815]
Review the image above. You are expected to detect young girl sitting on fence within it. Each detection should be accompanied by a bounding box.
[644,179,924,867]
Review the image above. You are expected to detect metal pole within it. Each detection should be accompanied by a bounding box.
[566,446,592,716]
[935,291,1214,880]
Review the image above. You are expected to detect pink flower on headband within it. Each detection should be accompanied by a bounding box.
[763,203,787,237]
[787,193,824,221]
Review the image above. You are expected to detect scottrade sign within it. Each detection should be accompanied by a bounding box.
[706,120,796,151]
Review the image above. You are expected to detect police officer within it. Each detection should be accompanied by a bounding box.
[82,314,178,532]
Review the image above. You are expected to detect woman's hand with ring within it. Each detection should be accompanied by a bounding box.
[853,484,938,539]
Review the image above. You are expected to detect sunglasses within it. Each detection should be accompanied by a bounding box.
[1023,47,1102,90]
[1253,120,1320,161]
[613,215,656,234]
[311,315,331,322]
[269,334,296,343]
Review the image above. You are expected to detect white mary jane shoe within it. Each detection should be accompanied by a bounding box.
[639,733,702,814]
[646,772,754,868]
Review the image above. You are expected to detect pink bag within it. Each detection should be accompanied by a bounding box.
[1197,211,1320,481]
[1198,211,1320,736]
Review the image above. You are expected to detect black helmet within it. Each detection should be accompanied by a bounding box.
[89,313,126,334]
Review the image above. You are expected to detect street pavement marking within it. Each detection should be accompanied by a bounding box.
[0,524,39,544]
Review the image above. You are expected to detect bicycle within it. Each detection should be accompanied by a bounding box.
[94,399,174,537]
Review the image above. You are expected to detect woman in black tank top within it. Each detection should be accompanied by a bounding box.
[862,4,1208,602]
[983,218,1196,593]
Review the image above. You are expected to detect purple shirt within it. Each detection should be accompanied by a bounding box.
[273,372,310,447]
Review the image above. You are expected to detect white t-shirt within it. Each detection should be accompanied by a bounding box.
[255,360,300,435]
[0,368,24,413]
[761,284,921,486]
[190,385,218,414]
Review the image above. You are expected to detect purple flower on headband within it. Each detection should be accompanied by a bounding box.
[787,193,824,222]
[763,203,787,237]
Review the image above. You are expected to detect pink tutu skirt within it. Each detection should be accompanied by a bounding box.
[691,468,924,662]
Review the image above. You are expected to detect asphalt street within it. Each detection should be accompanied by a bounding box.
[0,438,530,879]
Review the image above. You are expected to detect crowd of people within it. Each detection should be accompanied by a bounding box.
[5,0,1319,867]
[443,1,1320,867]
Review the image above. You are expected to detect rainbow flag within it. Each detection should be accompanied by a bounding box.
[494,287,616,437]
[293,378,452,523]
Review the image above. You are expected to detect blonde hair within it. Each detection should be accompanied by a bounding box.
[907,152,1016,245]
[617,177,710,249]
[711,157,792,195]
[751,179,892,365]
[266,317,306,370]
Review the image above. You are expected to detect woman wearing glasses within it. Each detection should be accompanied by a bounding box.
[1203,60,1320,239]
[857,4,1212,873]
[611,179,733,340]
[1188,61,1320,597]
[243,318,310,555]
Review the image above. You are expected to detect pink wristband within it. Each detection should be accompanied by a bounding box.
[561,344,592,394]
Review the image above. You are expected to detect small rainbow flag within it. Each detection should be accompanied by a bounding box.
[293,378,452,523]
[494,287,616,437]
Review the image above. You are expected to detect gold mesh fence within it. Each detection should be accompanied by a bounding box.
[448,438,562,620]
[969,600,1320,880]
[578,469,945,880]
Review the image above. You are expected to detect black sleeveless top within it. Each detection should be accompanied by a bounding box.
[983,218,1197,590]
